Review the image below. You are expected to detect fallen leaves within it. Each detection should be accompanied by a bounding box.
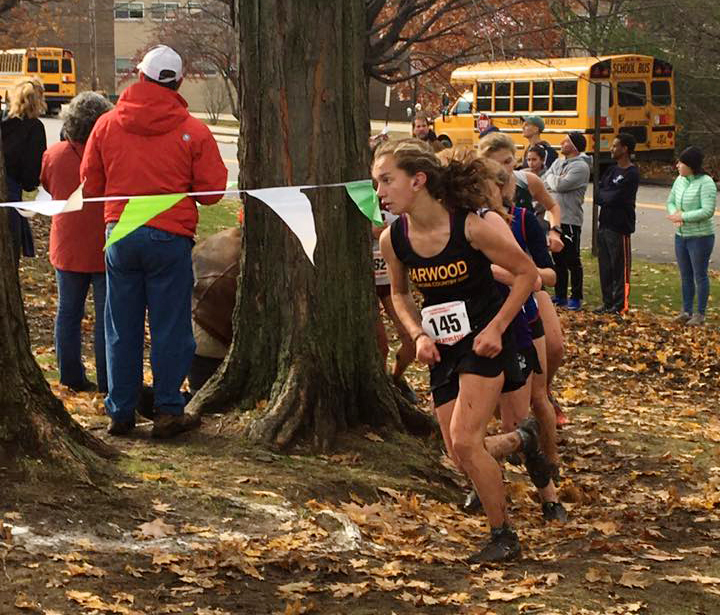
[136,518,176,539]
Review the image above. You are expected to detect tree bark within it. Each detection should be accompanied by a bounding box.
[190,0,435,449]
[0,138,115,481]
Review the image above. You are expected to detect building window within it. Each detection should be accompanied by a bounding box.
[115,57,134,75]
[151,2,179,20]
[186,1,203,16]
[114,2,145,19]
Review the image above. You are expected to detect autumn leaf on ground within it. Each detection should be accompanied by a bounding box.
[136,517,176,538]
[152,499,174,513]
[328,582,369,598]
[63,562,107,577]
[364,431,384,442]
[585,568,613,583]
[617,571,651,589]
[592,521,618,536]
[277,581,316,599]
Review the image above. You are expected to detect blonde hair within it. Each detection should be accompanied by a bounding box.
[8,79,46,119]
[478,131,516,158]
[373,139,509,218]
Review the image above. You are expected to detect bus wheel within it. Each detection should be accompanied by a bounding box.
[438,135,452,148]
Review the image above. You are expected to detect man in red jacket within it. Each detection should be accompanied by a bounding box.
[80,45,227,438]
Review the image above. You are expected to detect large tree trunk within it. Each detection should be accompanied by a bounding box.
[190,0,434,449]
[0,140,115,480]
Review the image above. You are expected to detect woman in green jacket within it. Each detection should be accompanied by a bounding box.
[666,146,717,326]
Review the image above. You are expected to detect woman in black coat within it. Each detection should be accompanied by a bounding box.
[1,79,47,267]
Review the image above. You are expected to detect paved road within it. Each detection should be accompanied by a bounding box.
[42,117,719,268]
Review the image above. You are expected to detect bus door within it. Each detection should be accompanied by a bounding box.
[587,80,613,154]
[648,59,674,157]
[611,57,653,150]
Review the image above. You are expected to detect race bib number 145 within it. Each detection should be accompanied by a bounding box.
[421,300,471,346]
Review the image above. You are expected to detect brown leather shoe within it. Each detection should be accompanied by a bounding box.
[151,412,201,439]
[107,418,135,436]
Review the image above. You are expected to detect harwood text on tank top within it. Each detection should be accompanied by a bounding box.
[409,259,469,287]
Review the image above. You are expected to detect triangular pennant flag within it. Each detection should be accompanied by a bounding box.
[246,187,317,265]
[105,193,186,249]
[345,180,383,226]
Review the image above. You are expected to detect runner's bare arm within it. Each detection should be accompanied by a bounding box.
[466,214,536,334]
[379,227,422,340]
[483,211,542,290]
[526,172,563,251]
[379,227,440,365]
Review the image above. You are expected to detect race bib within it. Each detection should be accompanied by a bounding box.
[373,249,389,285]
[421,300,471,346]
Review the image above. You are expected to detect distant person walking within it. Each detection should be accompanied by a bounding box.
[0,79,47,267]
[41,92,113,393]
[666,146,717,326]
[81,45,227,437]
[594,134,639,315]
[544,132,591,311]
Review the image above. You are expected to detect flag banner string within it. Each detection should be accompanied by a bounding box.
[0,180,382,265]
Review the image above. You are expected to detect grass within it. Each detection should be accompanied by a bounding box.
[196,198,242,240]
[580,249,720,321]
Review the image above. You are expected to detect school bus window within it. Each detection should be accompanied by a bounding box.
[495,82,511,111]
[532,81,549,111]
[651,80,671,106]
[41,59,59,73]
[61,59,72,73]
[453,96,472,115]
[476,82,492,111]
[552,80,577,111]
[618,81,646,107]
[26,57,38,72]
[513,81,530,112]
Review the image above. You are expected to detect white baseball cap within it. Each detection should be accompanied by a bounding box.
[137,45,183,83]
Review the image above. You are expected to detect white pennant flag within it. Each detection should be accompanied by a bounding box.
[3,182,85,217]
[246,186,317,265]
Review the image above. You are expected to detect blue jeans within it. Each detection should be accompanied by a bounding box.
[675,234,715,315]
[104,225,195,423]
[55,269,107,392]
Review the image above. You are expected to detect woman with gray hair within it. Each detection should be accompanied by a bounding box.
[41,91,113,393]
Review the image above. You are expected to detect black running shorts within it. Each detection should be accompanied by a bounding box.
[529,317,545,340]
[430,328,519,406]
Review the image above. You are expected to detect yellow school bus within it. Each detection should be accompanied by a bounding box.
[434,55,675,162]
[0,47,77,114]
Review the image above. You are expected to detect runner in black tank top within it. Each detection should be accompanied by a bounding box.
[391,210,522,402]
[373,140,553,563]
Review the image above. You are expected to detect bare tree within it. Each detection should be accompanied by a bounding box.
[151,0,239,119]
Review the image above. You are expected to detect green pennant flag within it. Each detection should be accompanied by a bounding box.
[105,193,187,249]
[345,180,383,226]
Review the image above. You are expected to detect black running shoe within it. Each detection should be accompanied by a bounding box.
[517,417,553,489]
[467,525,521,564]
[542,501,568,523]
[506,452,523,466]
[462,490,482,514]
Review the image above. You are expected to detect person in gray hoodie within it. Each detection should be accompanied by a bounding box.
[543,132,592,310]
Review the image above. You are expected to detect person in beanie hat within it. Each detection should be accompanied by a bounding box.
[80,44,228,438]
[521,115,557,169]
[666,145,717,326]
[543,132,592,310]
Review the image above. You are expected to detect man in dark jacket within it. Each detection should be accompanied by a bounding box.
[81,45,227,438]
[594,133,639,315]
